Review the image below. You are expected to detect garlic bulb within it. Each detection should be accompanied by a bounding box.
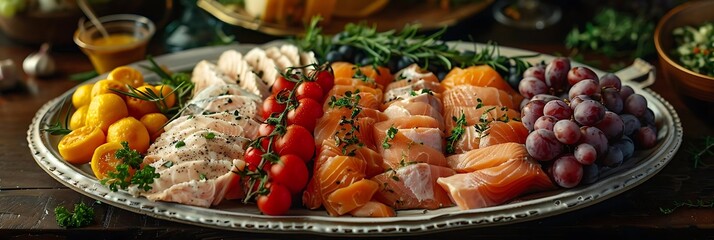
[23,43,56,77]
[0,59,20,90]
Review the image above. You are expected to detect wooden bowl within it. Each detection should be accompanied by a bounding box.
[654,0,714,102]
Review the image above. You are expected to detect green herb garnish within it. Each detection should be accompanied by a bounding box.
[54,202,94,228]
[382,126,398,149]
[204,132,216,139]
[175,141,186,148]
[41,96,72,135]
[446,112,467,154]
[566,8,654,59]
[295,18,535,78]
[100,141,159,192]
[688,136,714,168]
[660,199,714,215]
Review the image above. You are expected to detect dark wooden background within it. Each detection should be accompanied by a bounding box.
[1,1,714,239]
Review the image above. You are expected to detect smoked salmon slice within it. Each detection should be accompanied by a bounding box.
[479,121,529,149]
[447,142,528,173]
[441,65,524,105]
[382,93,443,114]
[378,129,447,169]
[444,105,520,133]
[327,85,384,101]
[313,107,385,150]
[334,77,382,89]
[326,179,380,215]
[323,91,381,111]
[332,62,394,89]
[372,163,455,210]
[443,85,515,110]
[315,156,367,216]
[383,101,445,128]
[349,201,396,217]
[437,157,556,210]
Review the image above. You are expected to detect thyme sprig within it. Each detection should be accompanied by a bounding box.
[295,18,535,77]
[382,126,398,149]
[660,199,714,215]
[445,112,467,154]
[687,136,714,169]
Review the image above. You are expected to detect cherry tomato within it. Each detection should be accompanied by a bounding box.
[244,147,270,172]
[315,69,334,96]
[258,123,275,137]
[257,183,292,216]
[269,154,308,194]
[287,98,323,131]
[272,75,297,95]
[296,82,324,102]
[261,95,286,120]
[274,125,315,161]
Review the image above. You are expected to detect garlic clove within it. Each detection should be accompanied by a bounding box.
[23,43,56,77]
[0,59,20,90]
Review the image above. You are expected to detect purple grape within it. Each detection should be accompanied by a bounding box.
[567,66,599,86]
[579,126,609,156]
[624,94,648,117]
[552,154,583,188]
[620,85,635,100]
[640,108,655,126]
[612,136,635,159]
[568,79,599,100]
[574,100,606,126]
[543,100,573,120]
[595,111,624,140]
[523,65,546,81]
[620,114,641,136]
[554,119,581,145]
[574,143,597,165]
[581,164,599,184]
[532,94,561,102]
[602,146,623,167]
[534,115,558,131]
[601,87,624,113]
[569,95,591,110]
[545,57,571,91]
[521,100,546,131]
[633,126,657,149]
[599,73,622,90]
[519,77,549,99]
[525,129,563,161]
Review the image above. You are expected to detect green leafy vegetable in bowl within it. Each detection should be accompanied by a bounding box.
[672,22,714,77]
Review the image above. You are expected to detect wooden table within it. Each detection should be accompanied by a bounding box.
[2,3,714,239]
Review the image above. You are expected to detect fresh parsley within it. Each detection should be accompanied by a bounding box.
[100,141,159,192]
[55,202,94,228]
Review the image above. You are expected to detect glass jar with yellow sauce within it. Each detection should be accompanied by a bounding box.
[74,14,155,74]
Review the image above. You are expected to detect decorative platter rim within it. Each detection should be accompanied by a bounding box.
[27,41,683,236]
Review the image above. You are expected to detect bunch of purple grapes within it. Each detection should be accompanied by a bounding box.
[518,57,658,188]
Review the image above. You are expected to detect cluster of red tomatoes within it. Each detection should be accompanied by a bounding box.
[242,64,334,215]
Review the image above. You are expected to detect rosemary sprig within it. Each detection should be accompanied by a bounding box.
[659,199,714,215]
[295,18,535,78]
[41,96,72,135]
[687,136,714,169]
